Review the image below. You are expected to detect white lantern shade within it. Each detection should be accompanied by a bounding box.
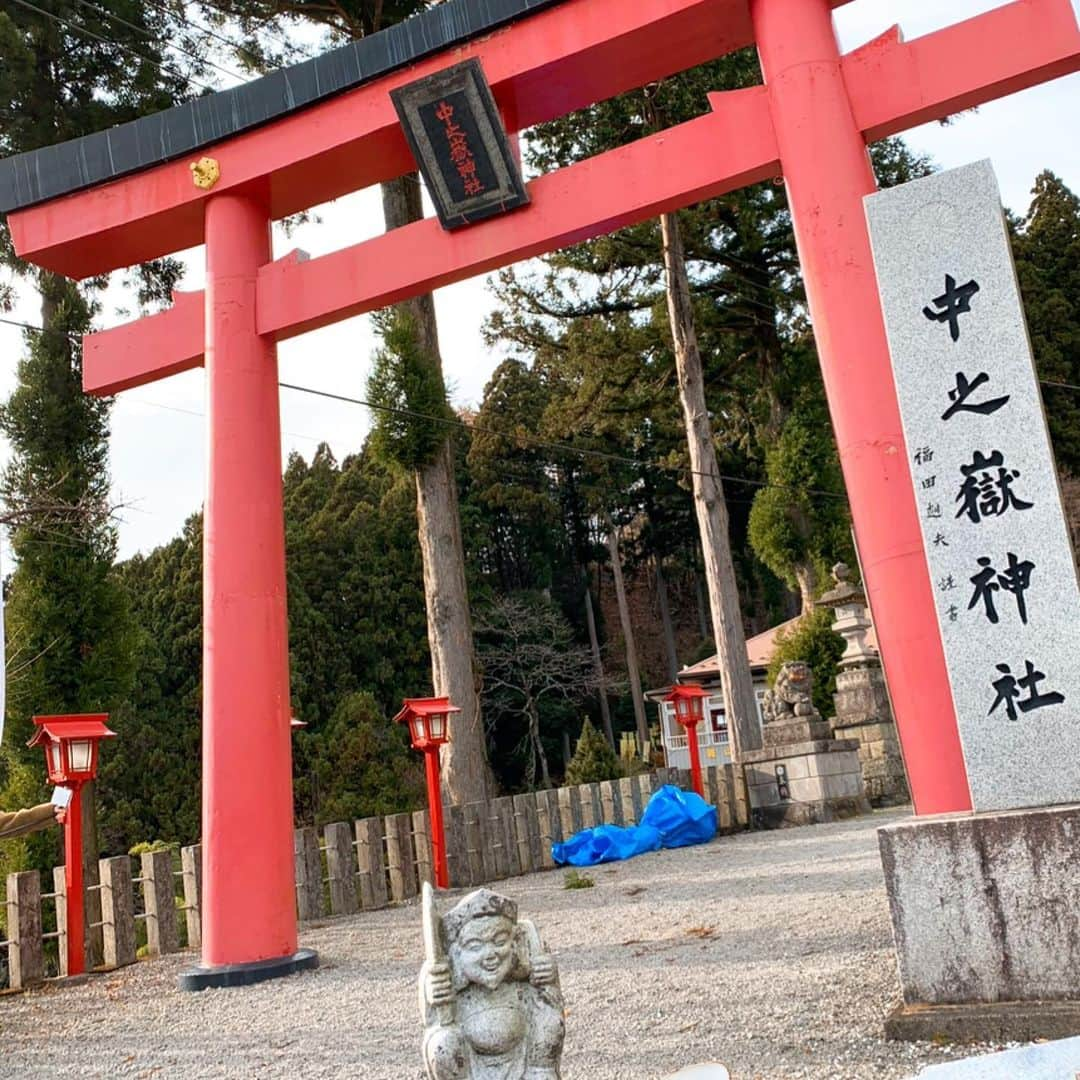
[410,716,425,745]
[429,713,445,741]
[68,739,93,774]
[48,740,62,776]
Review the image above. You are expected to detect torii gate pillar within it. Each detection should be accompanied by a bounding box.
[752,0,970,813]
[179,189,317,989]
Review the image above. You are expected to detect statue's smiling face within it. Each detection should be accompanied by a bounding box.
[457,915,516,989]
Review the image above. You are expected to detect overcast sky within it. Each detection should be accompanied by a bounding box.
[1,0,1078,559]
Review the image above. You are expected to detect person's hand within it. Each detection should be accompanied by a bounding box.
[54,806,66,825]
[426,962,454,1006]
[530,953,556,986]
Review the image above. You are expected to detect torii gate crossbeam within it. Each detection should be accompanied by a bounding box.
[3,0,1078,988]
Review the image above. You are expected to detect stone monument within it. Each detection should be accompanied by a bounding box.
[866,160,1080,1040]
[817,564,909,806]
[742,661,869,828]
[418,883,565,1078]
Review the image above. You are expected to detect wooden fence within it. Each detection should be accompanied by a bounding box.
[2,765,747,990]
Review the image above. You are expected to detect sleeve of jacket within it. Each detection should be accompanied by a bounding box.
[0,803,58,840]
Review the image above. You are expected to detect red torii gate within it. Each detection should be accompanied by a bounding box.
[4,0,1079,987]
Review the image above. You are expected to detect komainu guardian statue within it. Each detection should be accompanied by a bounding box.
[419,883,565,1079]
[761,660,817,723]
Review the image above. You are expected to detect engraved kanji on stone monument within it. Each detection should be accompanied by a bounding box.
[865,160,1080,813]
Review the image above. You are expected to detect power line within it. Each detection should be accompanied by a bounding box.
[7,0,218,95]
[0,316,69,335]
[276,380,847,501]
[6,311,1080,405]
[141,0,314,67]
[71,0,247,83]
[191,0,319,62]
[121,393,325,445]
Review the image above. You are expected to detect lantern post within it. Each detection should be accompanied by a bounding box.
[663,685,711,799]
[27,714,116,978]
[394,698,459,889]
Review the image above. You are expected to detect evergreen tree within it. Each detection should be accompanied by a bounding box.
[0,0,205,881]
[564,719,621,786]
[99,519,203,853]
[299,692,425,827]
[1012,171,1080,477]
[748,392,853,611]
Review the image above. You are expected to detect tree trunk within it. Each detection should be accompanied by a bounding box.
[582,575,614,748]
[660,210,762,759]
[525,697,552,790]
[694,561,710,641]
[794,562,819,616]
[382,174,491,805]
[605,515,650,760]
[654,557,679,682]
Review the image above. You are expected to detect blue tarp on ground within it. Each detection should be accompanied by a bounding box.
[551,822,662,866]
[641,784,718,848]
[552,784,717,867]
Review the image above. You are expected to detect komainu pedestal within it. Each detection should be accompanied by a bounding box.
[743,662,869,828]
[418,884,565,1079]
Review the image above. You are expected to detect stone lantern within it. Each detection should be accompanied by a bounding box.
[817,564,909,806]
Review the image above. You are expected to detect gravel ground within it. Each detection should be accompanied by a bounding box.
[0,808,999,1079]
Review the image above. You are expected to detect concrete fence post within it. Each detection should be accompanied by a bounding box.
[557,786,582,840]
[412,810,433,889]
[446,805,470,889]
[180,844,201,950]
[355,818,388,910]
[51,866,69,977]
[6,871,44,989]
[140,850,179,956]
[385,812,418,902]
[463,803,488,884]
[324,822,359,916]
[98,856,136,969]
[294,826,324,921]
[513,793,539,874]
[618,777,638,823]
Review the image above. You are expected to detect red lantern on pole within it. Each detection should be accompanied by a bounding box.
[393,697,458,889]
[663,685,711,798]
[27,713,116,978]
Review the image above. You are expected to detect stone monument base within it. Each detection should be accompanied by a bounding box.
[743,727,869,829]
[885,999,1080,1044]
[878,804,1080,1043]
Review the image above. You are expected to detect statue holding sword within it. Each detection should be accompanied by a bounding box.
[419,883,565,1079]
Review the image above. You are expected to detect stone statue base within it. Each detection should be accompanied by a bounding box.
[743,733,869,829]
[749,660,870,828]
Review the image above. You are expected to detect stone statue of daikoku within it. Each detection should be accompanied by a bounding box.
[419,883,565,1079]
